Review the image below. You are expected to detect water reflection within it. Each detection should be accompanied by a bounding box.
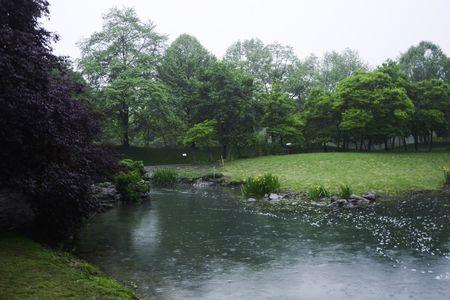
[76,187,450,300]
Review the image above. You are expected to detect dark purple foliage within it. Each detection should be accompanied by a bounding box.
[0,0,118,240]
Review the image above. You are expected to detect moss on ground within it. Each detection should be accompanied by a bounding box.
[0,233,137,300]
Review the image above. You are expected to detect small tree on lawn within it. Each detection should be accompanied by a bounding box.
[182,120,218,162]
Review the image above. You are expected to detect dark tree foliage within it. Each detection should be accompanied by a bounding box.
[0,0,118,240]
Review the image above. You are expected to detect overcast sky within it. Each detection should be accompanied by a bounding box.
[43,0,450,67]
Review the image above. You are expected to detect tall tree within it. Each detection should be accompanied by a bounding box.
[301,88,339,150]
[286,55,321,105]
[335,71,414,151]
[399,41,450,83]
[193,62,258,158]
[159,34,215,124]
[409,79,450,150]
[260,84,301,145]
[224,38,272,90]
[319,48,368,91]
[78,7,167,146]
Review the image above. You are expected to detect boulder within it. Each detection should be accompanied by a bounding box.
[330,199,348,207]
[268,193,281,200]
[362,191,377,201]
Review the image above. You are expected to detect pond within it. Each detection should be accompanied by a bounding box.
[75,187,450,299]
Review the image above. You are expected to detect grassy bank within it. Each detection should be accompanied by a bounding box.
[0,233,136,300]
[165,151,450,194]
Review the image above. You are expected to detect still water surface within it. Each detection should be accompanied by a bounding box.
[76,187,450,299]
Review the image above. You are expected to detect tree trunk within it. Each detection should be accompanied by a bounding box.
[429,130,433,151]
[222,144,228,159]
[403,137,408,151]
[413,133,418,152]
[120,103,130,147]
[384,137,388,151]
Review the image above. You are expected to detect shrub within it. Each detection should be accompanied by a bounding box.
[338,184,353,198]
[242,173,280,197]
[308,185,330,200]
[0,0,119,240]
[152,169,178,187]
[444,167,450,186]
[114,170,150,202]
[119,159,146,177]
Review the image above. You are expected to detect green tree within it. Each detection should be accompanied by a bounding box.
[78,7,167,146]
[286,55,321,106]
[399,41,450,83]
[319,48,368,91]
[224,39,298,91]
[335,71,414,151]
[133,80,183,146]
[409,79,450,150]
[193,62,258,158]
[260,84,301,146]
[159,34,215,124]
[301,88,339,150]
[182,120,218,161]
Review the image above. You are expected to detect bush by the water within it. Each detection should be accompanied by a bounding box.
[114,159,150,202]
[339,184,353,198]
[119,159,146,177]
[152,169,178,187]
[308,185,330,200]
[242,173,280,197]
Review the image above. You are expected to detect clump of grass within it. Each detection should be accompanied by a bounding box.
[152,169,178,187]
[242,173,280,197]
[338,184,353,198]
[444,166,450,186]
[308,185,330,200]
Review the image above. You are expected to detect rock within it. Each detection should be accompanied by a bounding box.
[349,194,368,201]
[330,195,338,203]
[88,182,122,211]
[247,198,256,202]
[268,193,281,200]
[330,199,348,207]
[193,179,214,188]
[362,191,377,201]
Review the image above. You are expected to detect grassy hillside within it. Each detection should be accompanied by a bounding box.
[0,233,136,300]
[222,151,450,194]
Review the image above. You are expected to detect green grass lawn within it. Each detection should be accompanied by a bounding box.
[0,233,136,300]
[221,151,450,194]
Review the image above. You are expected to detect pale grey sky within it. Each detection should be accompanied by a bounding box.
[44,0,450,67]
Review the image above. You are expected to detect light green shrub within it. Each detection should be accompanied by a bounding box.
[242,173,280,197]
[308,185,330,200]
[338,184,353,198]
[152,169,178,187]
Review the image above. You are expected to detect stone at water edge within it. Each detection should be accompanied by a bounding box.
[349,194,369,202]
[247,198,256,202]
[330,199,348,207]
[362,191,377,201]
[268,193,281,200]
